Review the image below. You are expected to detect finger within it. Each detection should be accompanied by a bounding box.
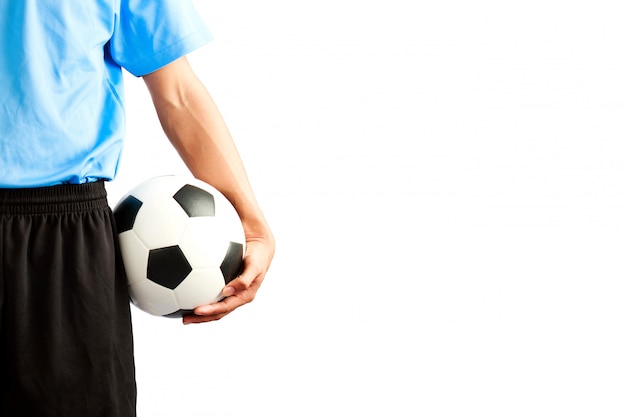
[193,292,244,317]
[222,262,260,296]
[182,311,229,324]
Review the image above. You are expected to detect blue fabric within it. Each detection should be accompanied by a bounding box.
[0,0,212,188]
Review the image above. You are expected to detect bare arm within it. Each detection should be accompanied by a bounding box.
[143,56,275,324]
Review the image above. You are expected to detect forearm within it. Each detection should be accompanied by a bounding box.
[143,58,271,239]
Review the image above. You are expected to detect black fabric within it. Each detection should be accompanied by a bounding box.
[0,182,136,417]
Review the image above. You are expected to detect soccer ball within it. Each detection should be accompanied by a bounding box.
[113,175,245,318]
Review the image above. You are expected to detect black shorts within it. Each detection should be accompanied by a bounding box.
[0,182,136,417]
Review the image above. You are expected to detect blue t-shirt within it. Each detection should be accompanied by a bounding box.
[0,0,213,188]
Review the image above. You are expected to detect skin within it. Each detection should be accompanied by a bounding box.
[142,56,275,325]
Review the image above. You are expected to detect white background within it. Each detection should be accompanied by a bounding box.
[105,1,626,416]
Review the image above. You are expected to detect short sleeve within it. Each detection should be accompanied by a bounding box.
[108,0,213,76]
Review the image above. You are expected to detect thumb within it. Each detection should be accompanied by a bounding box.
[222,260,256,297]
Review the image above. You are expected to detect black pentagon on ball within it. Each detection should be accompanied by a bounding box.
[147,245,192,289]
[220,242,244,285]
[114,195,143,233]
[173,184,215,217]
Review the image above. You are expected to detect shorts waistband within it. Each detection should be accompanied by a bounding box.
[0,181,109,215]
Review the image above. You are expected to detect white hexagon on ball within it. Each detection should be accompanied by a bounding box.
[173,267,226,309]
[129,279,179,317]
[178,217,230,268]
[131,199,188,250]
[117,230,149,286]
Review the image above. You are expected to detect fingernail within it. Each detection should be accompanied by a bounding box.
[222,286,235,297]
